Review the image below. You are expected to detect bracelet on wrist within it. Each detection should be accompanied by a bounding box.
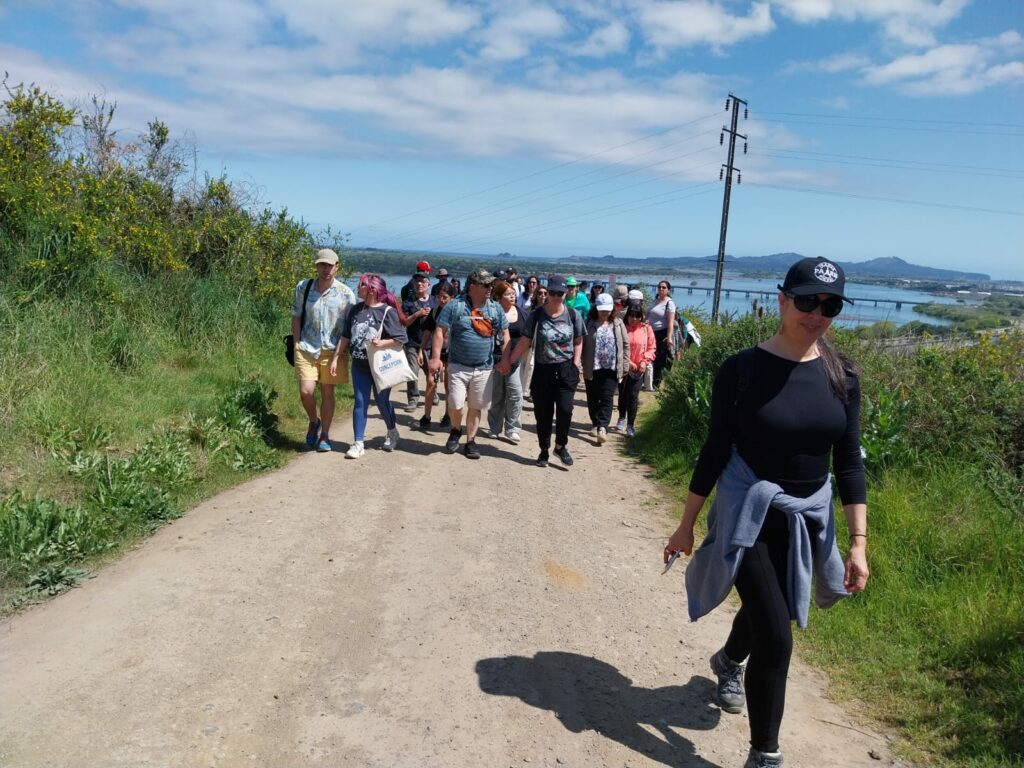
[849,533,867,539]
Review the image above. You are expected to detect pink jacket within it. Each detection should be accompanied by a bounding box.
[626,322,657,370]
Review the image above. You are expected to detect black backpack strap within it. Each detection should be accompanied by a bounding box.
[298,278,314,334]
[734,347,756,407]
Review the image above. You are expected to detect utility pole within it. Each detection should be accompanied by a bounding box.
[712,94,748,322]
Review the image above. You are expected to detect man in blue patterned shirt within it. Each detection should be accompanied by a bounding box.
[291,248,357,452]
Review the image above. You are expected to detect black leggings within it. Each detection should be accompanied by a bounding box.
[531,361,579,449]
[652,327,672,387]
[722,507,793,754]
[617,373,643,427]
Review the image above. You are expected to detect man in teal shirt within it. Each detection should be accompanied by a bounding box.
[564,276,591,314]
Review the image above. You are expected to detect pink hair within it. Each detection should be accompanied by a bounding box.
[358,273,399,308]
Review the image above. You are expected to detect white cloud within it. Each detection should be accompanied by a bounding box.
[477,5,569,61]
[773,0,971,46]
[570,20,630,57]
[631,0,774,50]
[864,33,1024,95]
[782,51,871,75]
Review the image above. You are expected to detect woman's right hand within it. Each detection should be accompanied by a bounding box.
[665,522,695,558]
[329,358,339,376]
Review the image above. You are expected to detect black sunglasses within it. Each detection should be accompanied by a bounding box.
[787,293,844,318]
[549,291,565,297]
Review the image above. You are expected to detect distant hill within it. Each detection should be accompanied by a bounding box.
[567,252,990,282]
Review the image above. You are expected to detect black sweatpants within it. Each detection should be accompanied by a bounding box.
[585,369,618,428]
[722,507,793,754]
[617,373,644,427]
[652,327,672,388]
[531,360,579,450]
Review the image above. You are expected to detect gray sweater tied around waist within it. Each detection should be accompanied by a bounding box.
[684,450,849,629]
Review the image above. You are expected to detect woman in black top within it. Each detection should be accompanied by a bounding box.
[664,257,869,768]
[486,280,526,443]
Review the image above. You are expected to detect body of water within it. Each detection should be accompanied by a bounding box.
[343,271,973,329]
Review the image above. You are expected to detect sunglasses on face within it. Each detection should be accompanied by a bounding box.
[787,293,844,318]
[549,291,565,297]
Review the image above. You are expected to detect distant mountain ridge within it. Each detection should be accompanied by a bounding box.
[568,252,989,282]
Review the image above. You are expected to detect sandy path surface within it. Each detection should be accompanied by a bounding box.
[1,390,899,768]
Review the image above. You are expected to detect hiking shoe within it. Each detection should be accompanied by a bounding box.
[418,415,431,431]
[305,419,321,448]
[589,425,598,437]
[710,649,746,714]
[596,427,607,445]
[506,431,521,445]
[445,429,462,454]
[316,437,332,453]
[553,446,573,467]
[626,426,636,437]
[743,748,784,768]
[382,429,400,452]
[440,413,451,428]
[345,441,365,459]
[536,450,549,467]
[464,440,481,460]
[615,418,626,432]
[404,399,418,412]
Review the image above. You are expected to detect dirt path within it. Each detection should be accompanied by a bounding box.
[0,391,899,768]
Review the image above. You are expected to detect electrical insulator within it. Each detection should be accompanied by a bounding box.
[720,132,724,145]
[737,172,742,184]
[725,98,730,111]
[743,141,748,154]
[719,167,724,180]
[744,108,748,119]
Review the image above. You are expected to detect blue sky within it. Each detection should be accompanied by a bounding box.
[2,0,1022,279]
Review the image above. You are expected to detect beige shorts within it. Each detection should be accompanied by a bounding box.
[295,347,348,384]
[447,363,495,411]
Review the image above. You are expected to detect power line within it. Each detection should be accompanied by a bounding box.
[756,147,1024,175]
[355,111,722,234]
[367,128,720,248]
[749,150,1024,180]
[753,110,1024,130]
[744,181,1024,217]
[753,117,1024,138]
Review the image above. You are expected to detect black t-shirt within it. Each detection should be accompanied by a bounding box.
[402,295,436,348]
[689,347,866,503]
[341,303,408,362]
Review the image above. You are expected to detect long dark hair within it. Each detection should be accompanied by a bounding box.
[817,332,858,403]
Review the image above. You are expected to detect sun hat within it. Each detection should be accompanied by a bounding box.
[416,260,432,272]
[778,257,853,303]
[565,276,578,286]
[314,248,339,265]
[613,285,628,301]
[546,275,568,293]
[467,268,495,286]
[595,293,614,311]
[627,289,644,301]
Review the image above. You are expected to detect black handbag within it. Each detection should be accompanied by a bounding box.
[284,279,314,366]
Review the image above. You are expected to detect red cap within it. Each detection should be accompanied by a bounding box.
[416,260,432,272]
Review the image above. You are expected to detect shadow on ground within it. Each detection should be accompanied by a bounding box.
[477,651,722,768]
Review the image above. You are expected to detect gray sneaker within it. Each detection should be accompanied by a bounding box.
[710,649,746,714]
[743,748,783,768]
[382,429,400,452]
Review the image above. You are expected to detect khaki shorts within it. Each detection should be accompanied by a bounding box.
[295,347,349,384]
[447,362,495,411]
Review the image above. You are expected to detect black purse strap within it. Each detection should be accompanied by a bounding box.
[298,278,314,336]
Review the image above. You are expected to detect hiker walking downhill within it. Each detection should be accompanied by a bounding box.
[582,293,629,446]
[429,269,509,459]
[663,257,870,768]
[505,275,585,468]
[291,248,356,453]
[647,280,676,389]
[486,279,525,444]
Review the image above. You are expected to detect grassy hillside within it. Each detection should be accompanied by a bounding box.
[0,84,348,607]
[631,311,1023,766]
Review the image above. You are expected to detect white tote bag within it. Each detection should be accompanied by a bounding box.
[366,306,417,391]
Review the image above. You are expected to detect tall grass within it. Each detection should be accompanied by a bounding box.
[631,313,1023,767]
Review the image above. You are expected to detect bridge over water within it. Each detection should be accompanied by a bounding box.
[642,283,925,311]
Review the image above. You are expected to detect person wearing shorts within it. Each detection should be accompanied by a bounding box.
[429,269,509,459]
[291,248,356,452]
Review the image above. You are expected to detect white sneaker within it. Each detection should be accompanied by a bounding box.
[506,431,521,444]
[596,427,607,445]
[382,429,400,452]
[345,441,365,459]
[589,426,598,437]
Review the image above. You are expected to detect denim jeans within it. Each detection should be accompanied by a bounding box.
[487,361,523,436]
[351,361,397,441]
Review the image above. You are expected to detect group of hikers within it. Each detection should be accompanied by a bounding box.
[290,249,869,768]
[291,252,698,465]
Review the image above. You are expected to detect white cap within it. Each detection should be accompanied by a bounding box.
[627,289,644,301]
[595,293,614,311]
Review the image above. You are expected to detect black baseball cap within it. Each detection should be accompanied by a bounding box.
[546,275,568,293]
[778,257,853,304]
